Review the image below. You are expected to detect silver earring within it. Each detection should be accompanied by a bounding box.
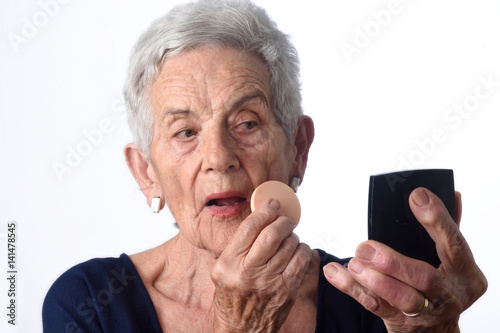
[151,196,161,213]
[291,176,300,193]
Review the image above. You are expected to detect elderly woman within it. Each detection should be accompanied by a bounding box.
[43,0,486,332]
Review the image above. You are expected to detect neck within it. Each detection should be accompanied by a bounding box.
[153,233,218,309]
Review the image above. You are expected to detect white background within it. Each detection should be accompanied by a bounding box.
[1,0,499,331]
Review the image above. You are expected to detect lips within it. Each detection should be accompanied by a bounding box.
[205,192,248,218]
[206,197,246,206]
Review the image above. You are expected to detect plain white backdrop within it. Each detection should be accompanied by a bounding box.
[1,0,499,331]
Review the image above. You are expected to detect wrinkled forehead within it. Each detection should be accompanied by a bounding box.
[149,46,272,119]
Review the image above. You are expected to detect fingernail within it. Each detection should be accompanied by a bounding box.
[270,199,280,211]
[323,264,338,279]
[348,258,364,274]
[356,244,376,261]
[412,188,430,207]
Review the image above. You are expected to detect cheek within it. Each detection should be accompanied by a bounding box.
[241,134,293,183]
[268,137,296,180]
[153,150,201,220]
[267,148,294,180]
[153,129,200,183]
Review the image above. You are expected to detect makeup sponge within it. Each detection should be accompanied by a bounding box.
[250,180,301,226]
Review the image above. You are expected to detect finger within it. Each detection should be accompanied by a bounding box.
[354,241,441,296]
[222,199,280,259]
[409,188,472,269]
[323,262,399,320]
[281,242,312,291]
[246,215,296,267]
[411,188,488,305]
[266,233,300,273]
[348,257,428,315]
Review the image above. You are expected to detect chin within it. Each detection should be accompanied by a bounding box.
[181,211,249,258]
[204,221,243,258]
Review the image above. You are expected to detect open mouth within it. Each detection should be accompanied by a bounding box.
[206,197,247,207]
[205,193,248,217]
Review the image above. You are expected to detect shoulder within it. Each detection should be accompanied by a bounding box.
[43,255,137,306]
[43,254,161,333]
[47,255,136,289]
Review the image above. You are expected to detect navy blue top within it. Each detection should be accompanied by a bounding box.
[43,249,387,332]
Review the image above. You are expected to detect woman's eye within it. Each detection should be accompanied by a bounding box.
[240,121,258,130]
[175,129,197,139]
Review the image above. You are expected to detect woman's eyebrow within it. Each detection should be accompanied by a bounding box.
[159,92,269,123]
[161,109,192,123]
[231,91,269,111]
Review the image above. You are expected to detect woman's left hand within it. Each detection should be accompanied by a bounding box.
[210,199,312,332]
[323,188,487,333]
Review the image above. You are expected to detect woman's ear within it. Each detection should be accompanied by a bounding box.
[292,116,315,183]
[124,143,162,208]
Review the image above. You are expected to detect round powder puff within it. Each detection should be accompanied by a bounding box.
[250,180,301,226]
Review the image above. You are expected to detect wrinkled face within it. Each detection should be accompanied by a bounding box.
[148,46,297,256]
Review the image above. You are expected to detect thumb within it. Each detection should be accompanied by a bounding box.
[409,187,469,270]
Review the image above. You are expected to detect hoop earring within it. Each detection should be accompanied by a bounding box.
[151,196,161,213]
[291,176,301,193]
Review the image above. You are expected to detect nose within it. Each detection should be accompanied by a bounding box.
[201,128,240,173]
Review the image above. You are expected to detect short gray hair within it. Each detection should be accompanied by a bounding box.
[124,0,303,157]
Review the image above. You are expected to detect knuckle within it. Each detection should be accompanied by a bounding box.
[370,246,401,275]
[295,243,312,264]
[298,241,311,252]
[282,233,300,250]
[418,197,453,228]
[376,251,395,272]
[397,292,421,313]
[211,262,227,283]
[419,269,441,292]
[452,232,470,255]
[331,274,351,291]
[479,273,488,295]
[468,269,488,302]
[359,291,383,314]
[442,231,468,264]
[258,227,281,248]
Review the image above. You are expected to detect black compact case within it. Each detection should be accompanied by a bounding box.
[368,169,455,268]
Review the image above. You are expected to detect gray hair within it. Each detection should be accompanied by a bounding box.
[124,0,303,157]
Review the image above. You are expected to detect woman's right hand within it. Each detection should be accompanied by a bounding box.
[210,199,312,333]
